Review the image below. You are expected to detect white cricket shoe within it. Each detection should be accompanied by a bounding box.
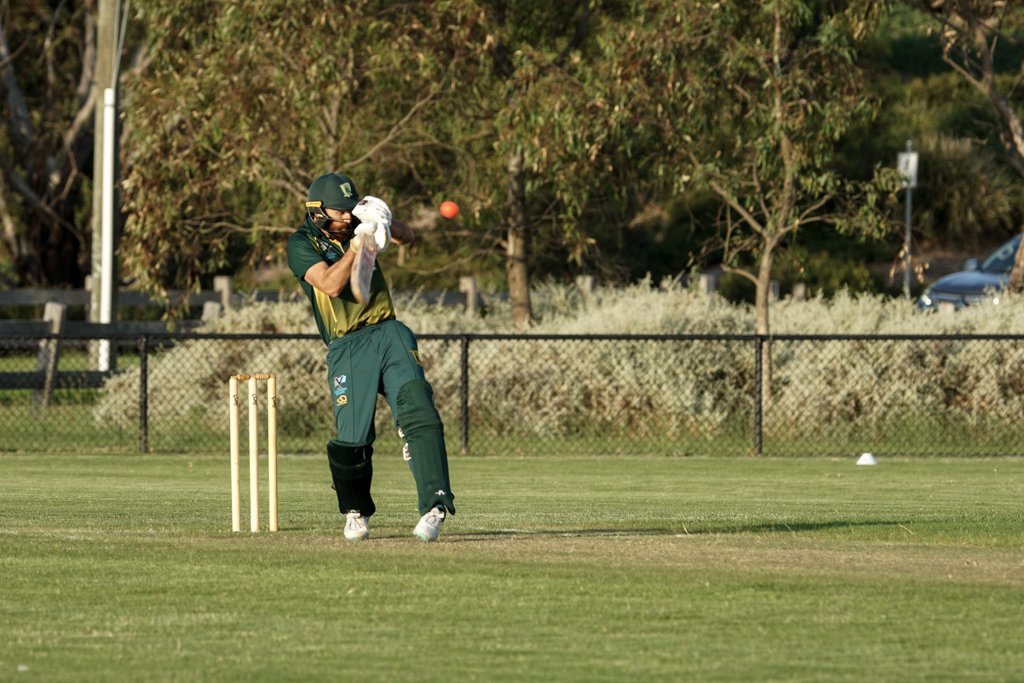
[413,507,445,543]
[344,511,369,541]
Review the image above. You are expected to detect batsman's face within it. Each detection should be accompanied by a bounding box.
[322,208,354,240]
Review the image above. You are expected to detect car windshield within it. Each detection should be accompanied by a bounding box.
[980,237,1022,273]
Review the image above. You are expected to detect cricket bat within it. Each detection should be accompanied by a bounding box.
[350,232,377,305]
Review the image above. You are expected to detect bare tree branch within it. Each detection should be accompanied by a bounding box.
[708,178,766,237]
[63,86,96,151]
[718,208,759,287]
[344,85,443,168]
[797,193,835,224]
[75,5,96,102]
[0,14,37,152]
[3,165,77,235]
[0,166,24,263]
[44,0,71,91]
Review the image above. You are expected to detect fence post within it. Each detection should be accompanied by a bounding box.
[213,276,233,311]
[459,276,479,318]
[35,301,67,406]
[460,335,470,455]
[139,335,149,453]
[201,301,223,321]
[754,335,763,456]
[575,275,594,294]
[699,273,718,294]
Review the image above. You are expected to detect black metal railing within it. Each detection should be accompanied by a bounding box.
[1,331,1022,457]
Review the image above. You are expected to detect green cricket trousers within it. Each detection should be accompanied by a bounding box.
[324,319,455,518]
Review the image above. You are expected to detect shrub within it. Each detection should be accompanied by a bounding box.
[92,284,1024,442]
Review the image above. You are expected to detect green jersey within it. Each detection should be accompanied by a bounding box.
[287,219,396,345]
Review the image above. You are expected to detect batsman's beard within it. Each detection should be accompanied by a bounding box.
[324,219,356,243]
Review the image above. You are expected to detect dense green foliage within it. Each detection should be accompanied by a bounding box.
[2,2,1024,302]
[120,1,663,301]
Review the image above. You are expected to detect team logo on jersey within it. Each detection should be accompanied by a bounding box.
[336,395,348,406]
[332,375,348,398]
[310,234,341,262]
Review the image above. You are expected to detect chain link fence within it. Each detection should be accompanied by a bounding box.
[2,332,1023,456]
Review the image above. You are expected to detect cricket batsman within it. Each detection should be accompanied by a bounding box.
[286,172,456,542]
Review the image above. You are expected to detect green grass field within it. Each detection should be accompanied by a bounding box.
[2,454,1022,681]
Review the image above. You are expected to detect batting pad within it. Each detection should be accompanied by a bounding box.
[396,379,456,516]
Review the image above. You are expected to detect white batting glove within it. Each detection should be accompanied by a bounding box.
[353,222,376,241]
[352,196,392,229]
[352,221,389,253]
[372,221,392,253]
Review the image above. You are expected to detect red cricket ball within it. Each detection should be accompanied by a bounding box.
[439,200,459,219]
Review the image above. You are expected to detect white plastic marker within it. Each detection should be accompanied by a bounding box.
[856,452,877,466]
[350,231,377,305]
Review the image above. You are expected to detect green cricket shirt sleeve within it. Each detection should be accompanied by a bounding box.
[287,230,323,282]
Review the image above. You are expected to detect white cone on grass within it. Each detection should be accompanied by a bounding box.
[856,452,877,466]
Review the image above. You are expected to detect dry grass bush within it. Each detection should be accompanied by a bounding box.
[93,282,1024,440]
[93,303,327,437]
[421,337,748,440]
[767,291,1024,433]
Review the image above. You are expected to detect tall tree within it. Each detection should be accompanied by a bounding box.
[120,0,900,332]
[483,1,641,328]
[121,0,645,329]
[121,0,490,306]
[642,0,897,337]
[909,0,1024,290]
[0,0,97,285]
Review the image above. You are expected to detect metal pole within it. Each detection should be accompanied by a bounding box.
[90,0,116,335]
[138,335,149,453]
[903,140,914,299]
[98,87,116,371]
[754,336,763,456]
[460,335,470,455]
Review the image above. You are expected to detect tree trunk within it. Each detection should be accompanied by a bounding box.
[0,171,24,280]
[756,238,777,401]
[506,149,532,331]
[937,4,1024,292]
[990,86,1024,291]
[989,89,1024,292]
[1008,232,1024,293]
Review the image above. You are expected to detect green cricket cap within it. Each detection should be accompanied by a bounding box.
[307,173,360,211]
